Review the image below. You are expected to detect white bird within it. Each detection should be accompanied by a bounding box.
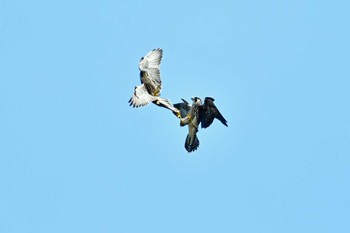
[129,48,180,116]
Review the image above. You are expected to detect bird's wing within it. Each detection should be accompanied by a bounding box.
[128,84,156,108]
[152,97,180,115]
[139,48,163,70]
[200,97,228,128]
[138,48,163,95]
[174,99,191,118]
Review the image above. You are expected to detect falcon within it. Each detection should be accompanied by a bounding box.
[129,48,180,116]
[174,97,228,152]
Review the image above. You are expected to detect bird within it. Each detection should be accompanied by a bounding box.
[128,48,180,116]
[200,97,228,128]
[174,97,228,152]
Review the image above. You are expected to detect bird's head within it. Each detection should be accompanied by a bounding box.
[191,97,202,105]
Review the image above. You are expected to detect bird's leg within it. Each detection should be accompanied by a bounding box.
[190,121,199,130]
[180,115,191,127]
[153,86,161,96]
[186,114,198,130]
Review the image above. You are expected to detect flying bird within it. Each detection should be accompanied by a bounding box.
[174,97,228,152]
[129,48,180,116]
[200,97,228,128]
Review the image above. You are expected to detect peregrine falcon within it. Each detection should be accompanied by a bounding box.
[129,48,180,116]
[174,97,228,152]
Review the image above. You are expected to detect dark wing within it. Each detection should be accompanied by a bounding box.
[200,97,228,128]
[173,98,191,118]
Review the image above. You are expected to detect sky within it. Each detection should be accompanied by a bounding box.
[0,0,349,232]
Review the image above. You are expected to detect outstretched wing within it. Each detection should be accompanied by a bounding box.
[138,48,163,96]
[200,97,228,128]
[128,84,156,108]
[174,99,191,118]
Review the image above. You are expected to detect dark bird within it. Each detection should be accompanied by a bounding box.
[200,97,228,128]
[174,97,228,152]
[129,48,180,116]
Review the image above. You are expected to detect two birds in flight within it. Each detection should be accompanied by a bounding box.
[129,48,228,153]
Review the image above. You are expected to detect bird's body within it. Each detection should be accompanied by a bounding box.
[175,97,228,153]
[179,98,202,152]
[129,48,179,115]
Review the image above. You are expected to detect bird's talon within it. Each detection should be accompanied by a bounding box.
[176,112,181,119]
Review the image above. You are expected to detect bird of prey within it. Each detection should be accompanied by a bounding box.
[129,48,180,116]
[174,97,228,152]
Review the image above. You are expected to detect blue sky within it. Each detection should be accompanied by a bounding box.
[1,0,349,232]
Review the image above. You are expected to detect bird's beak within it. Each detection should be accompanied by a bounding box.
[191,97,195,101]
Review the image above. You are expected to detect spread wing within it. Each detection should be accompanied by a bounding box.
[200,97,228,128]
[128,84,179,115]
[138,48,163,96]
[128,84,156,108]
[174,99,191,118]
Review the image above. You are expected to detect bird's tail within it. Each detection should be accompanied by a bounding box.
[184,132,200,153]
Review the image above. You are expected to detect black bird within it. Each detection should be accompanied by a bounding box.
[174,97,228,152]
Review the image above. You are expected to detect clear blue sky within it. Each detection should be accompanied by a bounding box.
[1,0,349,232]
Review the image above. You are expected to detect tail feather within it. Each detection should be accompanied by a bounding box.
[184,133,200,153]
